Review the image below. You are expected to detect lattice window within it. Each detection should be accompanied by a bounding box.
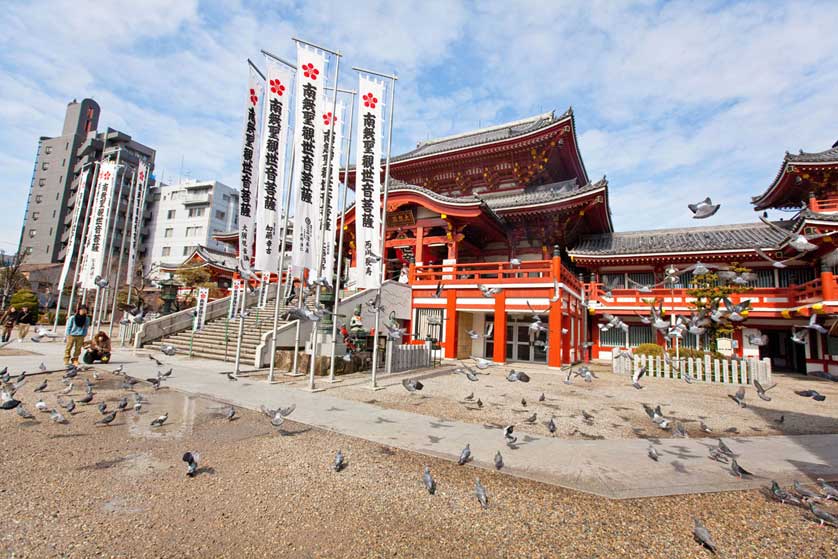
[778,267,815,287]
[599,327,626,347]
[414,308,444,342]
[628,325,654,347]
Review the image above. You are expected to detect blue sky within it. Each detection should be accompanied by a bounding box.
[1,0,837,253]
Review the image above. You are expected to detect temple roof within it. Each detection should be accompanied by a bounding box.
[785,145,838,164]
[481,178,603,211]
[392,110,568,163]
[753,144,838,210]
[569,221,792,257]
[160,245,238,272]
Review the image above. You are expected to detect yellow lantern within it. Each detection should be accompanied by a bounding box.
[780,309,791,319]
[813,303,824,312]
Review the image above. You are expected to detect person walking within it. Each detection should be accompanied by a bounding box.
[1,306,18,343]
[64,305,90,366]
[16,306,32,342]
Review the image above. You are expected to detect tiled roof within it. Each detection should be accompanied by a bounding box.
[569,221,792,256]
[391,109,571,162]
[753,145,838,209]
[800,209,838,222]
[482,179,605,211]
[785,146,838,164]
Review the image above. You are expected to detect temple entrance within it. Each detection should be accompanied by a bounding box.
[759,329,806,373]
[504,320,548,363]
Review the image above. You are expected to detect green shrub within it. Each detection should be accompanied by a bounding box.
[634,343,663,356]
[8,289,40,324]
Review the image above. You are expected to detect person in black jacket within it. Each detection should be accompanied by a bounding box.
[1,306,18,343]
[16,306,32,341]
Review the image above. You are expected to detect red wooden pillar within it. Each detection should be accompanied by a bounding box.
[548,294,563,368]
[444,289,458,359]
[561,295,571,364]
[493,290,507,364]
[590,311,600,361]
[821,270,836,300]
[415,226,424,264]
[733,327,743,358]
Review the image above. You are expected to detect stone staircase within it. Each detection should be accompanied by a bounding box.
[145,298,307,363]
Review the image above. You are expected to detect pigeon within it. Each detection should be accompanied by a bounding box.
[117,397,128,411]
[38,362,47,372]
[795,389,826,402]
[183,452,199,477]
[226,372,238,382]
[471,357,496,370]
[546,417,557,434]
[49,409,67,423]
[503,425,516,445]
[524,413,537,424]
[643,404,670,430]
[538,392,545,402]
[0,396,21,410]
[63,366,78,379]
[692,518,717,554]
[160,345,177,356]
[464,392,474,401]
[475,478,489,509]
[458,444,472,465]
[422,466,436,495]
[77,391,94,404]
[466,329,480,340]
[631,366,647,389]
[795,480,822,501]
[35,399,48,412]
[58,398,76,414]
[809,502,838,527]
[98,402,108,415]
[16,405,34,419]
[563,365,575,385]
[475,398,483,409]
[521,398,527,408]
[59,383,73,395]
[791,328,808,345]
[581,410,594,423]
[804,313,829,335]
[648,446,660,461]
[770,481,802,506]
[96,411,117,426]
[730,458,753,478]
[673,421,688,438]
[334,450,345,472]
[478,284,502,297]
[160,368,173,378]
[730,387,746,408]
[753,380,776,402]
[33,379,47,392]
[717,439,736,457]
[815,478,838,500]
[748,334,768,346]
[151,412,168,427]
[506,370,531,383]
[775,414,785,424]
[402,379,424,393]
[225,406,236,421]
[758,215,837,252]
[260,404,295,427]
[700,421,713,433]
[148,355,163,366]
[494,451,504,470]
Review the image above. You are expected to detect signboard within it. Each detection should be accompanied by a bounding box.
[194,287,209,331]
[228,279,245,319]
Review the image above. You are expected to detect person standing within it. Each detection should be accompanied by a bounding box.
[16,306,32,342]
[64,305,90,366]
[1,306,18,343]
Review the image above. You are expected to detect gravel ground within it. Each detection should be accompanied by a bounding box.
[1,366,837,558]
[307,361,838,441]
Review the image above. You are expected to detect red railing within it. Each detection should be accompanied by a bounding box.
[413,260,553,284]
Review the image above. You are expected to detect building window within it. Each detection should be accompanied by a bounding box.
[222,194,230,202]
[188,207,206,218]
[746,269,775,288]
[778,268,815,287]
[628,325,654,347]
[45,146,53,154]
[161,247,171,257]
[215,210,226,220]
[628,272,655,288]
[62,158,66,167]
[31,212,40,221]
[183,246,196,256]
[39,178,46,187]
[29,229,37,238]
[35,195,43,204]
[164,228,174,238]
[186,226,203,237]
[42,162,49,170]
[167,209,176,219]
[599,327,625,348]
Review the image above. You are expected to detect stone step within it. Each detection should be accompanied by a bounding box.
[146,340,257,360]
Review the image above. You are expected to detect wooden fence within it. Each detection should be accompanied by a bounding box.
[611,349,772,386]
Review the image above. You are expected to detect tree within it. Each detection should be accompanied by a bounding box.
[686,262,754,351]
[0,251,27,309]
[175,263,213,288]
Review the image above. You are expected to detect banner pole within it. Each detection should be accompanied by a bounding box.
[268,155,296,382]
[306,49,342,392]
[78,130,110,308]
[96,150,123,332]
[327,90,356,383]
[126,163,150,307]
[108,169,137,338]
[369,73,398,391]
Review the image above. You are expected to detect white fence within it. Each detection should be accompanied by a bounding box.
[611,349,772,386]
[385,341,434,374]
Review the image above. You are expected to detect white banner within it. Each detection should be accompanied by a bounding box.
[126,160,150,285]
[80,160,118,289]
[57,167,90,295]
[355,76,385,289]
[290,45,327,276]
[238,63,265,274]
[318,102,344,283]
[194,287,209,331]
[228,278,245,319]
[254,58,294,272]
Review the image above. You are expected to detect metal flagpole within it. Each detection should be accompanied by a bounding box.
[107,169,137,338]
[327,89,356,383]
[268,156,296,383]
[355,67,398,391]
[306,45,342,392]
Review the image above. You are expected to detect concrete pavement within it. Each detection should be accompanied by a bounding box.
[3,339,837,499]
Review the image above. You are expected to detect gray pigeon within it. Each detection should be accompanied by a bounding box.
[809,502,838,527]
[16,405,34,420]
[96,411,117,426]
[754,380,776,402]
[225,406,236,421]
[98,402,108,415]
[730,458,753,478]
[794,480,822,501]
[673,421,688,438]
[402,379,424,392]
[730,386,746,408]
[33,379,47,392]
[117,397,128,411]
[817,478,838,500]
[692,518,717,554]
[494,451,504,470]
[151,412,168,427]
[475,478,489,509]
[648,446,659,462]
[422,466,436,495]
[77,391,94,404]
[700,421,712,433]
[524,413,537,424]
[160,344,177,356]
[538,393,545,402]
[49,409,67,424]
[770,481,801,506]
[547,417,557,434]
[688,197,720,219]
[334,450,345,472]
[458,444,471,465]
[718,439,736,457]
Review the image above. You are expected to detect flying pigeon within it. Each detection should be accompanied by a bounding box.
[688,198,721,219]
[151,412,169,427]
[466,329,480,340]
[503,425,516,445]
[643,404,670,430]
[183,452,199,477]
[804,314,829,335]
[759,215,837,252]
[754,248,802,269]
[402,379,424,393]
[478,284,502,297]
[148,355,163,366]
[795,389,826,402]
[475,478,489,509]
[730,386,747,408]
[334,450,345,472]
[692,518,717,554]
[717,439,736,458]
[753,380,776,402]
[422,466,436,495]
[631,366,647,389]
[494,451,504,470]
[458,444,472,465]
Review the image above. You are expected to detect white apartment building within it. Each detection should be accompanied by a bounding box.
[142,180,239,278]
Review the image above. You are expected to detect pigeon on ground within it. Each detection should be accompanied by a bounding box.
[770,481,802,506]
[16,405,34,420]
[117,397,128,411]
[35,399,48,412]
[464,392,474,401]
[673,421,688,438]
[422,467,436,495]
[334,450,345,472]
[58,398,75,414]
[809,502,838,527]
[538,392,545,402]
[775,415,785,424]
[151,412,169,427]
[503,425,516,445]
[183,452,199,477]
[96,411,117,426]
[730,458,753,478]
[494,451,504,470]
[402,379,424,393]
[475,398,483,409]
[226,372,238,382]
[795,480,822,501]
[59,383,73,395]
[458,444,472,465]
[0,396,21,410]
[160,345,177,356]
[581,410,594,423]
[521,398,527,408]
[642,404,670,430]
[524,413,537,424]
[475,478,489,509]
[49,409,67,423]
[700,421,712,433]
[817,478,838,500]
[506,370,531,383]
[718,439,736,457]
[730,387,746,408]
[77,391,94,404]
[225,406,236,421]
[693,518,717,554]
[648,446,660,462]
[33,379,47,393]
[546,417,557,434]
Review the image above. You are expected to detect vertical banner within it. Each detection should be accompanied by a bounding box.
[194,287,209,331]
[259,274,271,308]
[126,160,150,286]
[57,167,90,295]
[238,62,265,274]
[355,76,385,289]
[80,160,118,288]
[228,278,244,319]
[318,102,344,283]
[254,58,294,272]
[290,44,327,276]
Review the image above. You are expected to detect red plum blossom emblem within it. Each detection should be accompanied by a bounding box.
[302,63,319,80]
[249,88,258,106]
[323,112,337,126]
[270,79,285,96]
[363,92,378,109]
